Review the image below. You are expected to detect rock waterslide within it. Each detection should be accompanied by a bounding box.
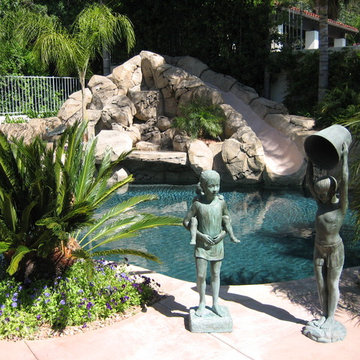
[0,51,315,187]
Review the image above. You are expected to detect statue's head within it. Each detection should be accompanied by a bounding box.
[199,170,220,198]
[314,176,337,203]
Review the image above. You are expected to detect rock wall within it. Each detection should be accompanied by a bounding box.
[1,51,317,188]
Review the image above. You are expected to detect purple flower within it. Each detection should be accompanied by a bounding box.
[36,315,41,320]
[82,323,87,328]
[121,296,129,303]
[18,286,23,291]
[5,293,9,298]
[11,302,17,308]
[0,304,5,309]
[44,292,50,297]
[86,302,93,310]
[0,310,3,316]
[5,317,9,322]
[106,303,112,310]
[59,299,66,305]
[44,299,50,304]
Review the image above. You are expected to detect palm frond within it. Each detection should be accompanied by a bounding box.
[7,245,34,275]
[78,215,138,248]
[91,248,160,263]
[92,174,134,208]
[89,214,182,251]
[82,193,158,241]
[0,241,11,254]
[75,137,97,202]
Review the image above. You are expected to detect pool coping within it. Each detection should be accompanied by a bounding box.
[1,266,359,360]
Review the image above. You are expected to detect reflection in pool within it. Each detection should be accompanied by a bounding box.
[93,185,359,285]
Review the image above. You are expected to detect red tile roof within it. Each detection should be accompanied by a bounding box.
[289,6,359,33]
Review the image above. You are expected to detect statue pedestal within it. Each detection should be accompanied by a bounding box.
[302,320,346,343]
[188,306,233,333]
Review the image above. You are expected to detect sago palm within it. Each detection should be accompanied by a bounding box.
[0,122,181,280]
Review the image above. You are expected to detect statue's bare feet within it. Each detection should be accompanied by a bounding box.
[308,316,326,328]
[231,237,240,243]
[212,304,223,317]
[195,303,206,317]
[320,316,335,330]
[189,239,196,245]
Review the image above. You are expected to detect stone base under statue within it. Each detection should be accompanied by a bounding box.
[188,306,233,333]
[302,319,346,343]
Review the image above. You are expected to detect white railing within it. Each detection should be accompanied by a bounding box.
[0,76,80,116]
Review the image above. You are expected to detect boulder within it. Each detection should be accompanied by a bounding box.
[0,117,62,144]
[101,95,136,127]
[230,82,258,105]
[174,76,205,102]
[221,104,246,138]
[107,167,130,194]
[95,130,133,163]
[208,141,228,177]
[88,75,118,109]
[222,128,265,184]
[161,86,178,117]
[57,98,81,123]
[111,123,141,145]
[180,86,223,110]
[136,141,161,151]
[141,125,161,145]
[171,56,209,78]
[173,134,190,152]
[128,90,161,121]
[68,89,93,104]
[140,51,166,89]
[250,97,288,119]
[108,55,142,94]
[157,116,172,131]
[161,128,175,150]
[56,88,93,125]
[187,139,213,175]
[200,70,237,92]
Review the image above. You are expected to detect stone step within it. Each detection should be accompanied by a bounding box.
[127,150,188,165]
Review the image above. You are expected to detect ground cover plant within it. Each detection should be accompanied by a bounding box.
[0,257,159,340]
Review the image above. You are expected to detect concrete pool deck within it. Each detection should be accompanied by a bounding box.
[1,266,359,360]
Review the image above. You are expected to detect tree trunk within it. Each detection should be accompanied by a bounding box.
[318,0,329,103]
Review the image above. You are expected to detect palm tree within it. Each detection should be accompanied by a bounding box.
[0,122,181,280]
[13,3,135,122]
[313,0,349,102]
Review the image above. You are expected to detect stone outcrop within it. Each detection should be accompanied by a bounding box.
[94,130,133,162]
[5,51,315,187]
[187,139,214,175]
[0,117,62,144]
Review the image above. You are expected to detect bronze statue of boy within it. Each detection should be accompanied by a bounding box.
[183,170,239,317]
[304,143,348,341]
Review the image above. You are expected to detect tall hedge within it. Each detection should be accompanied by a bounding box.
[114,0,272,93]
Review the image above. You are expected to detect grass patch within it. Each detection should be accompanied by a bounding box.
[0,258,160,340]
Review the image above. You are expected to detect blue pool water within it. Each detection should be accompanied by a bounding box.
[95,185,359,285]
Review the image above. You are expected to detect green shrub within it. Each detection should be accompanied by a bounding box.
[172,97,226,140]
[314,87,360,128]
[0,258,158,339]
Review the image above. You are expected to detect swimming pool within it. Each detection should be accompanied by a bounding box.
[95,185,359,285]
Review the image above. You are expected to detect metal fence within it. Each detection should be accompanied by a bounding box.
[0,76,81,116]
